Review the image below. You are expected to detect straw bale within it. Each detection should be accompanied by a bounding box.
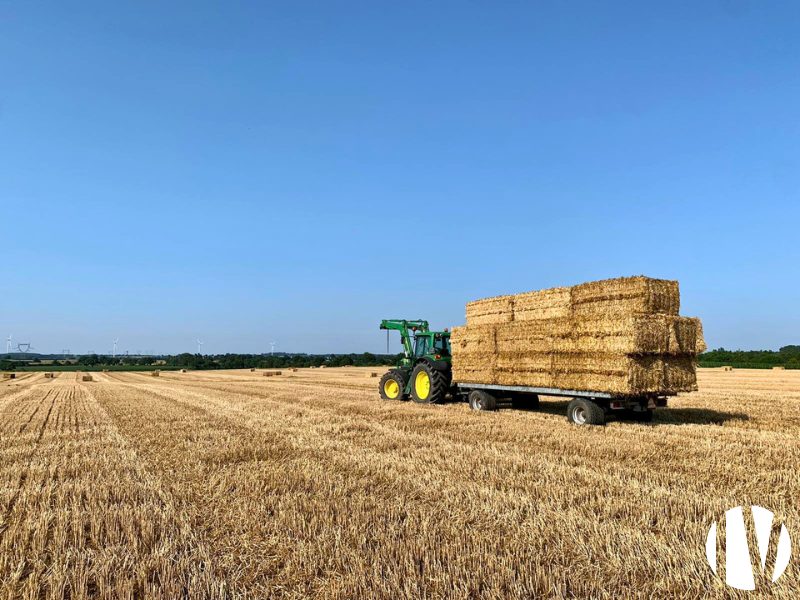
[465,295,514,326]
[513,287,571,321]
[571,276,679,317]
[3,373,15,380]
[151,371,160,377]
[664,356,698,392]
[451,366,496,385]
[291,368,298,372]
[773,366,786,371]
[251,368,256,372]
[721,366,732,372]
[181,369,187,373]
[82,374,93,382]
[695,319,707,353]
[451,325,497,355]
[263,372,274,377]
[366,372,379,378]
[550,354,660,395]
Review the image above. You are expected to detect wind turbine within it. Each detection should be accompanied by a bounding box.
[270,341,276,355]
[112,339,119,358]
[197,339,204,354]
[6,334,11,355]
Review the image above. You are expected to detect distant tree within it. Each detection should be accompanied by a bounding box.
[780,345,800,354]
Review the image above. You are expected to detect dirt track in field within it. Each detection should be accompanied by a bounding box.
[1,367,798,599]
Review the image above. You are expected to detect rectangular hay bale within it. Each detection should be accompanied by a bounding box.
[571,276,680,317]
[465,295,514,326]
[512,287,572,321]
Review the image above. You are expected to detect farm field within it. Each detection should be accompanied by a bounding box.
[0,367,798,599]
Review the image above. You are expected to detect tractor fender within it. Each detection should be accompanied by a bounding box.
[418,357,451,371]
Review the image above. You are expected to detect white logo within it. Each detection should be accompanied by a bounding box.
[706,505,792,590]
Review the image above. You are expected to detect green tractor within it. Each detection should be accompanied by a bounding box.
[378,319,452,403]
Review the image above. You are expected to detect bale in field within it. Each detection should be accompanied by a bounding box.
[320,365,327,369]
[181,369,187,373]
[721,366,733,371]
[291,368,298,372]
[366,372,379,378]
[263,372,274,377]
[82,374,93,382]
[773,366,786,371]
[251,368,256,372]
[151,370,160,377]
[2,373,15,380]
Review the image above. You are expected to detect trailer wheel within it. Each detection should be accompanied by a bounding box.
[379,370,408,401]
[468,390,497,411]
[567,398,605,425]
[410,363,448,404]
[512,393,540,410]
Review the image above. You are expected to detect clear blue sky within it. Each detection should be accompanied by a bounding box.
[2,1,798,355]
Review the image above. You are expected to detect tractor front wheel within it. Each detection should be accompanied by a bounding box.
[410,363,448,404]
[379,370,408,401]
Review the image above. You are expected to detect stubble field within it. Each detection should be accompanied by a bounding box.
[0,367,798,599]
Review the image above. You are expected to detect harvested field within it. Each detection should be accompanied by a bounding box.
[0,367,798,599]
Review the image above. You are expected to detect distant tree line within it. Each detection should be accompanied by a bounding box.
[697,346,800,369]
[2,353,404,371]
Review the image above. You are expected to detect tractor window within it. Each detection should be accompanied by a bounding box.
[433,334,451,356]
[413,335,429,358]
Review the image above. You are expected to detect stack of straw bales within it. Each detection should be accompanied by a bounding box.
[44,373,54,379]
[452,276,705,396]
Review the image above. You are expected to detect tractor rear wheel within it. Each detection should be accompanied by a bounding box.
[410,363,448,404]
[379,370,408,401]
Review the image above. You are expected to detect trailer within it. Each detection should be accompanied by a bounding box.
[454,382,671,425]
[377,317,675,426]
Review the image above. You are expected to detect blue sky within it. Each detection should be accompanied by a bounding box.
[1,1,799,355]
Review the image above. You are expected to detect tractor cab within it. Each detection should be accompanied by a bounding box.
[413,332,451,360]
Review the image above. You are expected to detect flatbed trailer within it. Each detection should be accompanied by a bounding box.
[454,382,672,425]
